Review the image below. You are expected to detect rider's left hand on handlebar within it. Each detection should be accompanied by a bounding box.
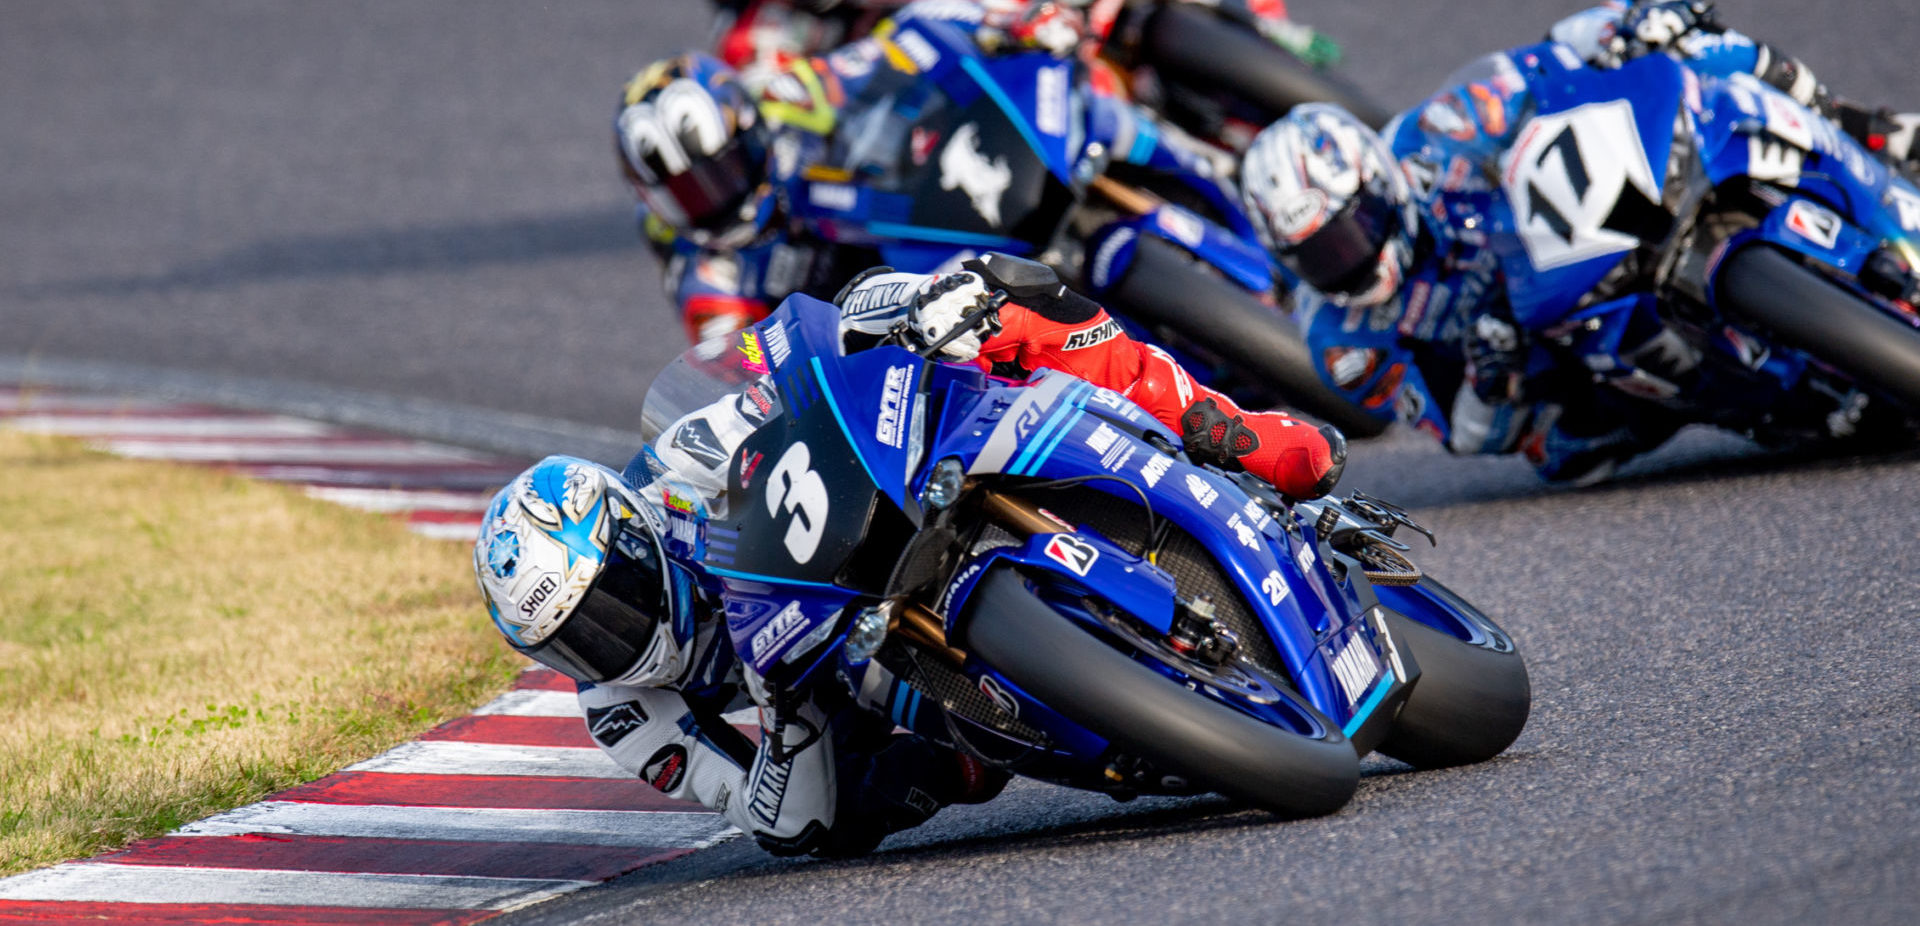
[911,271,1003,362]
[1611,1,1717,59]
[1465,313,1530,404]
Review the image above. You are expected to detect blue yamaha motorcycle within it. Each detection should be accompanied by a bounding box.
[637,286,1528,816]
[774,12,1388,436]
[1344,45,1920,452]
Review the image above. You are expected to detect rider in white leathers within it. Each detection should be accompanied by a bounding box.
[475,254,1345,857]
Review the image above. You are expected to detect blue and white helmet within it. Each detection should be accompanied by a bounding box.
[1241,103,1418,308]
[474,456,692,687]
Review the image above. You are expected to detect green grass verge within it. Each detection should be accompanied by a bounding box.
[0,428,521,875]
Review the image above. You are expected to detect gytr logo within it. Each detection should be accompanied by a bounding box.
[875,365,912,448]
[750,601,809,661]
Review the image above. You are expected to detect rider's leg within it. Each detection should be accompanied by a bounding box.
[1125,344,1346,499]
[799,706,1009,858]
[1518,394,1678,485]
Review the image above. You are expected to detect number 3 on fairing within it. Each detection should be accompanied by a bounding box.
[764,442,829,563]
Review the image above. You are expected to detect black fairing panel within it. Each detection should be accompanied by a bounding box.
[714,402,882,586]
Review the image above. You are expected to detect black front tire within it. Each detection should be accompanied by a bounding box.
[1138,4,1393,129]
[1718,245,1920,416]
[963,567,1360,818]
[1376,581,1531,770]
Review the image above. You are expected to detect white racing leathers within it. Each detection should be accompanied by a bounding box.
[573,560,972,857]
[583,277,1012,856]
[577,677,841,852]
[580,663,971,857]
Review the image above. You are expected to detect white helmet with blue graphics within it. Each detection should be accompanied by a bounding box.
[1241,103,1418,309]
[474,456,692,687]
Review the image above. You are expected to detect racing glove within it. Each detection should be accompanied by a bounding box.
[836,269,1006,362]
[977,1,1090,59]
[1464,311,1530,405]
[910,271,1005,362]
[1613,1,1718,57]
[1835,102,1920,174]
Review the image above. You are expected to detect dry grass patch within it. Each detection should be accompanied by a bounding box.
[0,428,521,874]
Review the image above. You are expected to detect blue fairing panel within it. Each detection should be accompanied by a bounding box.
[1500,51,1684,326]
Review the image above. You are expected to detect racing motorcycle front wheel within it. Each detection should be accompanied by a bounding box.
[962,566,1361,818]
[1718,245,1920,416]
[1374,578,1531,770]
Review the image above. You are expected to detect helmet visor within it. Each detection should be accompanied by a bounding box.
[519,547,667,684]
[1289,187,1405,298]
[657,135,760,230]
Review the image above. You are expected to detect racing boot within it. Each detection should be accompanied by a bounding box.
[807,731,1010,858]
[1519,403,1672,486]
[1126,345,1345,499]
[1180,398,1347,499]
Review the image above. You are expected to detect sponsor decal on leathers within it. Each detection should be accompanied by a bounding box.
[586,701,649,748]
[643,743,689,792]
[1061,319,1122,351]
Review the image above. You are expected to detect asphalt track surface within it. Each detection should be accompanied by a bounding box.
[6,2,1920,923]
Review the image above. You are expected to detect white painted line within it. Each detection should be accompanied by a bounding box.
[305,486,493,512]
[5,414,335,438]
[241,466,518,486]
[346,741,625,778]
[101,439,491,465]
[0,395,199,414]
[409,521,483,542]
[473,689,581,718]
[173,802,735,850]
[0,862,586,910]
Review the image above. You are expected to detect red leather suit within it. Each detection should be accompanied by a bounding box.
[975,288,1340,499]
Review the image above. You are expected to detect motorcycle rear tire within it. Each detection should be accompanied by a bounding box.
[1718,245,1920,416]
[1375,582,1530,770]
[1139,4,1393,129]
[1108,233,1390,438]
[963,567,1360,818]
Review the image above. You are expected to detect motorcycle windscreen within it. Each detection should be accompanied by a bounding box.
[638,324,786,446]
[831,75,1075,246]
[910,99,1075,243]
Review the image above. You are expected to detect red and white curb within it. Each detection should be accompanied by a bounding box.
[0,388,529,542]
[0,669,746,925]
[1,388,736,924]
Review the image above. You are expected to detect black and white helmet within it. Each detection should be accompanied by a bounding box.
[1241,104,1418,308]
